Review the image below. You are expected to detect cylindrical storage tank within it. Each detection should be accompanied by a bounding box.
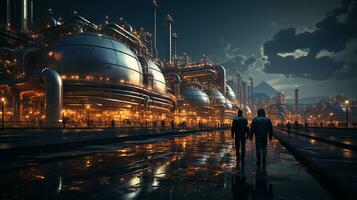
[39,33,143,86]
[147,60,166,93]
[181,87,210,107]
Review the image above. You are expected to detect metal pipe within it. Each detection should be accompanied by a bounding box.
[29,0,34,29]
[41,68,63,127]
[165,15,173,65]
[16,48,38,77]
[101,23,147,54]
[210,65,226,96]
[172,33,178,63]
[16,0,28,32]
[165,65,226,95]
[6,0,10,28]
[165,72,181,97]
[152,0,158,58]
[181,68,216,78]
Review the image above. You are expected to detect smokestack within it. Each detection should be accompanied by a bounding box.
[11,0,28,32]
[165,14,173,65]
[1,0,11,28]
[248,75,253,106]
[28,0,34,29]
[242,80,246,112]
[6,0,10,28]
[172,32,178,64]
[152,0,158,58]
[20,0,28,32]
[294,87,299,122]
[247,84,251,107]
[236,71,242,106]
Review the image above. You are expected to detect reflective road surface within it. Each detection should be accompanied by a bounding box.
[0,130,332,200]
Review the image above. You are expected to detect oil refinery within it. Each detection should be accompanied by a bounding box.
[1,0,354,129]
[0,0,256,128]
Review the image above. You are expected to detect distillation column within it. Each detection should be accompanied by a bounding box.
[152,0,158,58]
[294,87,299,123]
[242,80,246,112]
[236,72,242,108]
[248,75,253,108]
[165,15,173,65]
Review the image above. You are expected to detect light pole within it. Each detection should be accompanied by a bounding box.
[330,112,333,128]
[62,109,65,128]
[345,100,349,130]
[86,105,90,128]
[1,97,4,131]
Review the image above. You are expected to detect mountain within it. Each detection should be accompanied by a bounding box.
[253,81,279,97]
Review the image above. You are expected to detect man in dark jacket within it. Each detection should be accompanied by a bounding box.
[231,110,249,159]
[250,108,273,165]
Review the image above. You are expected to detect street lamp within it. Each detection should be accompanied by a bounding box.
[345,100,349,130]
[1,97,4,131]
[62,109,66,128]
[330,112,333,127]
[86,105,91,128]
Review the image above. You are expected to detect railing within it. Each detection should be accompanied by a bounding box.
[0,120,232,129]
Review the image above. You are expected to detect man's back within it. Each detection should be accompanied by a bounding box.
[232,116,249,138]
[252,116,273,138]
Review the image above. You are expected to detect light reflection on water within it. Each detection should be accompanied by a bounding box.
[0,131,331,200]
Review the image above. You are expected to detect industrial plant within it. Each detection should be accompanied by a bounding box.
[0,0,258,128]
[1,0,355,129]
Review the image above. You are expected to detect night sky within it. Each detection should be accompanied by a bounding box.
[36,0,357,98]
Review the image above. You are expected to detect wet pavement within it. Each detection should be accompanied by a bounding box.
[274,129,357,199]
[0,130,331,200]
[280,128,357,149]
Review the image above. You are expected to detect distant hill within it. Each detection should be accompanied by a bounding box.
[254,81,279,97]
[286,96,327,105]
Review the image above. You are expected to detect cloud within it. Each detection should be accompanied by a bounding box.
[220,41,257,72]
[221,55,256,72]
[262,0,357,80]
[277,48,310,59]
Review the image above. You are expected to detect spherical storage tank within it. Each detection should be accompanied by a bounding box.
[226,85,236,102]
[208,87,232,109]
[181,87,210,107]
[208,87,226,106]
[40,33,143,86]
[147,60,166,93]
